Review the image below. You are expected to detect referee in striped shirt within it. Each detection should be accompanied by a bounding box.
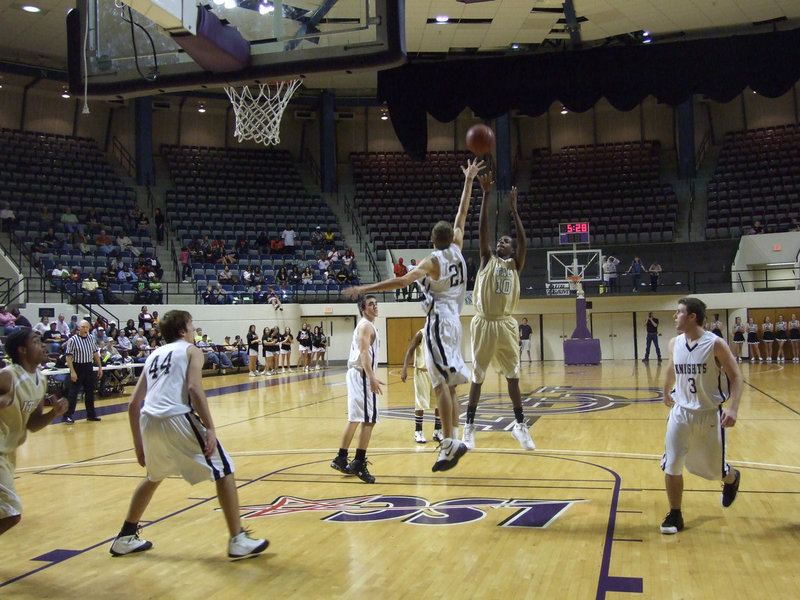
[63,319,103,423]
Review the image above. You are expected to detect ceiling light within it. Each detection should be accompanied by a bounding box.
[643,30,650,37]
[511,43,520,50]
[643,38,652,44]
[212,0,224,4]
[380,106,389,121]
[223,0,236,8]
[61,88,70,99]
[21,5,42,13]
[198,103,206,113]
[560,105,568,115]
[435,15,449,23]
[258,2,274,14]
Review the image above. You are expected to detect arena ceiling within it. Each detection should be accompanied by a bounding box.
[0,0,799,94]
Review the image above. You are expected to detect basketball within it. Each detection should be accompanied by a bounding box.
[466,124,495,155]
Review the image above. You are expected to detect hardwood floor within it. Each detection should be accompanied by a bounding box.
[3,359,799,599]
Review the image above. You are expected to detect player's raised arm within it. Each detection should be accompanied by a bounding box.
[477,172,494,268]
[453,158,484,248]
[342,258,433,299]
[510,186,527,272]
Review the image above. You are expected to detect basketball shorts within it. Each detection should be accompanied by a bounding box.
[140,412,235,485]
[0,453,21,518]
[661,404,730,481]
[470,314,520,384]
[520,339,531,351]
[413,368,435,411]
[346,367,379,424]
[424,313,470,389]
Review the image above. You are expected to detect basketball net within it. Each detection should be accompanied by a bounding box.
[567,275,584,298]
[224,79,302,146]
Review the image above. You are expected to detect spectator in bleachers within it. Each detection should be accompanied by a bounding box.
[40,227,63,253]
[197,334,232,374]
[106,322,120,344]
[317,252,330,273]
[251,266,264,286]
[241,265,253,288]
[60,206,83,234]
[266,286,283,311]
[85,207,101,234]
[276,267,289,290]
[214,282,231,304]
[649,260,662,291]
[40,205,55,226]
[154,208,165,244]
[790,218,800,232]
[42,322,65,353]
[603,256,620,294]
[33,316,50,336]
[98,272,114,303]
[70,229,90,255]
[280,225,297,254]
[9,309,30,329]
[256,231,270,254]
[327,247,340,262]
[342,246,355,269]
[0,201,16,233]
[301,266,314,284]
[180,246,191,282]
[323,227,335,249]
[218,265,238,285]
[393,257,409,300]
[747,220,764,235]
[212,237,236,265]
[146,255,163,280]
[336,266,349,285]
[202,285,216,304]
[122,319,137,338]
[224,336,248,367]
[626,256,645,293]
[132,338,149,363]
[94,326,109,346]
[68,315,79,333]
[118,264,137,283]
[136,211,150,236]
[138,307,154,335]
[116,331,133,359]
[234,236,248,259]
[132,328,147,349]
[69,267,82,284]
[253,284,266,304]
[55,313,69,337]
[95,230,116,257]
[311,226,325,249]
[148,277,163,303]
[289,265,302,286]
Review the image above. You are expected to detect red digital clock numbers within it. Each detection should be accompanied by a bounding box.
[565,223,588,233]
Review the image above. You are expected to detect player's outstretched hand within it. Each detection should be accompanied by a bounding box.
[369,375,385,394]
[51,396,68,416]
[478,172,494,195]
[509,186,518,213]
[720,408,737,427]
[342,286,365,300]
[461,158,485,180]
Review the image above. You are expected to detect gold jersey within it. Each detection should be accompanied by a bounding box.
[474,254,519,318]
[0,364,46,454]
[413,330,427,371]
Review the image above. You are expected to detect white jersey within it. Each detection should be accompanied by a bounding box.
[417,243,467,317]
[347,318,379,370]
[671,331,729,411]
[141,340,192,418]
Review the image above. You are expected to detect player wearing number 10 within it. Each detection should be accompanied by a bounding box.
[343,158,484,472]
[109,310,268,560]
[463,179,535,452]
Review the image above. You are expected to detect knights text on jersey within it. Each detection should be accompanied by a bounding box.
[417,243,467,317]
[141,340,192,418]
[671,331,729,411]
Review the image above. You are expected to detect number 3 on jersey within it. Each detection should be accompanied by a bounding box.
[148,351,173,380]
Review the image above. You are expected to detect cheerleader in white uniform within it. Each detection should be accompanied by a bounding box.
[762,316,774,362]
[747,317,762,362]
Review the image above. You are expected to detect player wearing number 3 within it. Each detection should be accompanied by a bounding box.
[343,158,484,472]
[660,298,743,535]
[109,310,268,560]
[462,178,535,451]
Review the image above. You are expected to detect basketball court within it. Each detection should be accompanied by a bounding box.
[3,359,799,599]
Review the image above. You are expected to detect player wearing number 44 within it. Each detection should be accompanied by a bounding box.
[344,158,485,473]
[109,310,268,560]
[660,298,743,535]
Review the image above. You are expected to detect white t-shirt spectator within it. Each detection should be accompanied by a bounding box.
[280,229,296,248]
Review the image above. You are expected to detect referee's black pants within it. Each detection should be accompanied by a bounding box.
[66,363,97,419]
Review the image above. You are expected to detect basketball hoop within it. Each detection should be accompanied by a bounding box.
[224,79,302,146]
[567,275,584,298]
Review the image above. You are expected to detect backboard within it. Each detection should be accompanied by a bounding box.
[67,0,404,98]
[547,249,603,283]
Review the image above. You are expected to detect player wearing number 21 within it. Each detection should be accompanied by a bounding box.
[344,158,485,472]
[462,179,535,452]
[660,298,743,535]
[109,310,268,560]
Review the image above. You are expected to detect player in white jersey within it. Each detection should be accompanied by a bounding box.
[401,329,442,444]
[0,329,67,536]
[330,295,384,483]
[660,298,743,535]
[344,158,484,472]
[463,177,535,451]
[109,310,268,560]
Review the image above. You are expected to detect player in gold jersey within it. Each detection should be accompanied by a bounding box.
[0,329,68,535]
[462,179,535,451]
